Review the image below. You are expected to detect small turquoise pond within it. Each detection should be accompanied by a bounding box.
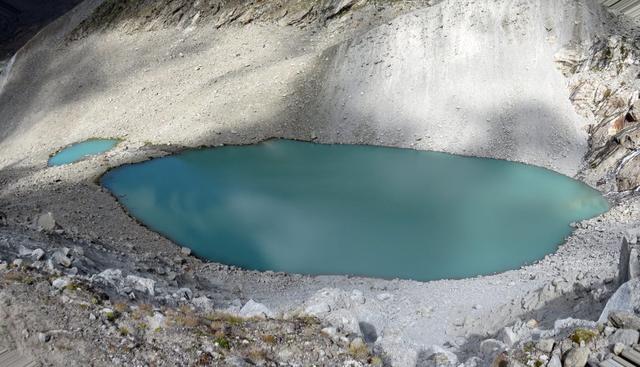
[101,140,609,281]
[49,139,119,166]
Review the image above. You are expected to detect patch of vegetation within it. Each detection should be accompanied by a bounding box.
[118,327,130,336]
[261,334,277,344]
[105,310,121,322]
[64,282,81,291]
[114,302,129,313]
[168,307,201,328]
[348,343,370,359]
[2,271,36,285]
[214,336,231,350]
[369,356,384,367]
[296,315,319,326]
[206,312,245,325]
[246,347,269,363]
[570,328,598,344]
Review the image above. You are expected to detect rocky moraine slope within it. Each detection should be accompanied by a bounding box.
[3,0,640,366]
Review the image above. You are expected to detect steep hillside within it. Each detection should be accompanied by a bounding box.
[0,0,620,176]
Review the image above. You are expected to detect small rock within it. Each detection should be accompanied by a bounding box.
[277,348,294,362]
[94,269,124,288]
[12,259,23,267]
[37,332,50,343]
[547,354,562,367]
[31,248,45,261]
[479,339,506,358]
[175,287,192,300]
[536,339,555,353]
[563,347,589,367]
[304,302,331,316]
[36,212,56,231]
[52,277,72,290]
[418,345,458,367]
[321,327,338,338]
[604,326,616,337]
[526,319,538,329]
[125,275,156,296]
[51,251,71,268]
[376,293,393,301]
[613,343,626,355]
[499,326,518,347]
[192,296,215,312]
[18,245,33,257]
[239,299,274,319]
[147,312,165,330]
[180,247,192,256]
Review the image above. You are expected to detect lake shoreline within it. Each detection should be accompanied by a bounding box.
[1,137,634,365]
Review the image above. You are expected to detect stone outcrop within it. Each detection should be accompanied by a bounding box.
[69,0,373,39]
[618,236,640,285]
[558,35,640,191]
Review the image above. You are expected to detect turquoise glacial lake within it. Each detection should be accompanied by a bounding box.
[49,139,119,166]
[101,139,609,281]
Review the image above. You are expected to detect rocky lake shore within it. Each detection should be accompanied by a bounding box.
[3,0,640,366]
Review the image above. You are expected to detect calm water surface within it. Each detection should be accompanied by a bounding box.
[101,140,609,281]
[49,139,119,166]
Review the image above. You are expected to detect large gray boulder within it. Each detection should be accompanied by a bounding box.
[609,311,640,329]
[563,347,589,367]
[599,279,640,323]
[618,237,640,285]
[125,275,156,296]
[608,329,640,346]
